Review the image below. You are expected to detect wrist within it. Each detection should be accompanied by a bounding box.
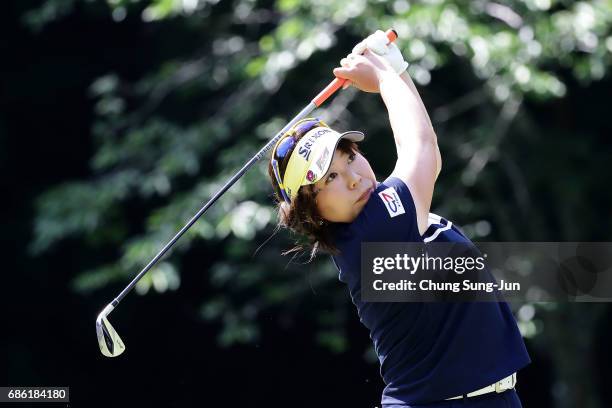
[376,68,401,84]
[396,60,409,75]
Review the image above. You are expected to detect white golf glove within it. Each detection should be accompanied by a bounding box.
[352,30,409,75]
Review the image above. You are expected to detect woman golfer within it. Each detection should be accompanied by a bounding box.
[268,31,531,407]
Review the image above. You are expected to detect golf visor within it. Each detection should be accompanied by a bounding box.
[281,126,364,202]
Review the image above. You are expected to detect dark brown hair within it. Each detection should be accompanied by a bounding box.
[268,135,361,260]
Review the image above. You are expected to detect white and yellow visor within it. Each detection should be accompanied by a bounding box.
[278,125,364,202]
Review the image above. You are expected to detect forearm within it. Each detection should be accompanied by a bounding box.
[378,71,436,150]
[399,71,434,133]
[400,71,442,177]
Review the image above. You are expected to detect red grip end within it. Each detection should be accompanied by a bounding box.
[386,29,398,43]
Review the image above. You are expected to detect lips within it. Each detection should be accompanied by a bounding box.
[357,187,374,203]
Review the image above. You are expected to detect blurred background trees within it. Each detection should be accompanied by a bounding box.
[3,0,612,406]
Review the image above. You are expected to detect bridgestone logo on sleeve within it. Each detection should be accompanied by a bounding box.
[378,187,405,218]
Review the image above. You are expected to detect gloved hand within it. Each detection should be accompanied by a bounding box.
[351,30,409,75]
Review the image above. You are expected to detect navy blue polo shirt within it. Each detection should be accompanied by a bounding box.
[331,176,531,406]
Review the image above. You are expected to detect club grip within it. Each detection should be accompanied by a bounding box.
[312,29,398,107]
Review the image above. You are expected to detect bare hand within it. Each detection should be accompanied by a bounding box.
[333,50,395,93]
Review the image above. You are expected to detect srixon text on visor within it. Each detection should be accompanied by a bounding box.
[298,128,331,161]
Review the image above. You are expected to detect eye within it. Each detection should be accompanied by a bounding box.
[325,172,337,184]
[348,153,356,162]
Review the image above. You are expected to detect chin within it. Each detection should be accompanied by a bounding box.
[348,210,363,222]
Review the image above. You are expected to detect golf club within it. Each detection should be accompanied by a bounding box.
[96,28,399,357]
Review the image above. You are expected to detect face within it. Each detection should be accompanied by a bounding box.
[313,148,377,223]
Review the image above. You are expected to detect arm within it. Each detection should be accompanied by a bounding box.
[352,31,442,181]
[334,52,439,235]
[379,67,439,235]
[399,71,442,180]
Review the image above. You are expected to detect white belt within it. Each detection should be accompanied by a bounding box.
[445,373,517,400]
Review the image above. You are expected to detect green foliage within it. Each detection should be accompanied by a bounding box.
[26,1,612,405]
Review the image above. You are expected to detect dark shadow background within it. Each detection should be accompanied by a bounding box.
[3,1,612,407]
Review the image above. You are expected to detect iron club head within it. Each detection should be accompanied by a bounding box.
[96,304,126,357]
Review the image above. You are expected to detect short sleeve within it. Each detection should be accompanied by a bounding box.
[347,176,422,243]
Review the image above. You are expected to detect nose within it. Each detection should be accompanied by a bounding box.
[347,170,361,190]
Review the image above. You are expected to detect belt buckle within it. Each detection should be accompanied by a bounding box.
[495,376,509,393]
[495,374,516,393]
[495,380,503,393]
